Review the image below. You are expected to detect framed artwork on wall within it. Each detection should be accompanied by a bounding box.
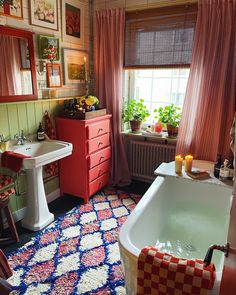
[46,63,62,88]
[0,0,23,19]
[62,48,88,84]
[61,0,84,45]
[29,0,58,30]
[38,34,60,61]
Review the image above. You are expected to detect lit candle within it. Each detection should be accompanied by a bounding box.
[84,57,88,81]
[185,155,193,172]
[175,155,183,174]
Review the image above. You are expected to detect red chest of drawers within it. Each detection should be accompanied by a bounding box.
[56,115,112,203]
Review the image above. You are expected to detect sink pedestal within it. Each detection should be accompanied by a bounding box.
[21,166,54,231]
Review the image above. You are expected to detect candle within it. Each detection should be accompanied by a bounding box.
[185,155,193,172]
[84,57,88,81]
[175,155,183,174]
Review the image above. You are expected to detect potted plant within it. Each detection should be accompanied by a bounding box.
[154,104,181,137]
[123,99,150,132]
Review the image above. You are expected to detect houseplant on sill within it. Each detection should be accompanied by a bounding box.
[155,104,182,137]
[123,99,150,132]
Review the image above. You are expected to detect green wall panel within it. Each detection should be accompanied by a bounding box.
[0,105,9,137]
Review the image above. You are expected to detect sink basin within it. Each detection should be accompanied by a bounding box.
[9,140,72,169]
[9,140,73,231]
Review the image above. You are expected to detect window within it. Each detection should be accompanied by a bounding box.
[123,4,197,124]
[124,68,189,122]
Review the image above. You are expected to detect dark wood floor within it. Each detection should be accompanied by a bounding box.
[2,180,150,254]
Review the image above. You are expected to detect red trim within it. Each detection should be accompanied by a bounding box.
[0,26,37,103]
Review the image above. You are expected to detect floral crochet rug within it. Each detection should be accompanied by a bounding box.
[7,188,141,295]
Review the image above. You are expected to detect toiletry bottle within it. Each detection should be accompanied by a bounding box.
[37,122,45,141]
[214,154,222,178]
[228,158,234,181]
[219,159,229,182]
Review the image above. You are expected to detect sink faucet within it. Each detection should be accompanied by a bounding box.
[14,130,29,145]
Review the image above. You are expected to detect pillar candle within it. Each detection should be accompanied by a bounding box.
[185,155,193,172]
[84,57,88,81]
[175,155,183,174]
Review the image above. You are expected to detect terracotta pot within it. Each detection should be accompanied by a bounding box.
[167,124,178,137]
[130,120,142,132]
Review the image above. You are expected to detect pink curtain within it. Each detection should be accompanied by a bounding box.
[0,36,22,96]
[95,8,131,186]
[177,0,236,161]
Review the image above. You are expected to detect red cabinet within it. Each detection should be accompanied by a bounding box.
[56,115,112,203]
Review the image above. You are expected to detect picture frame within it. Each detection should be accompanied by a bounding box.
[62,48,88,85]
[46,63,62,88]
[29,0,58,30]
[0,0,23,19]
[38,34,60,61]
[61,0,85,45]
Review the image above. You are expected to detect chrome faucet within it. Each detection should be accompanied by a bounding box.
[14,130,28,145]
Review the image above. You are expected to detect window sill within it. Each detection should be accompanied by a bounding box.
[121,130,177,145]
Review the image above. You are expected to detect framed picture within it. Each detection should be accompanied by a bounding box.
[46,63,62,88]
[61,0,84,45]
[29,0,58,30]
[38,34,60,61]
[0,0,23,19]
[62,48,88,84]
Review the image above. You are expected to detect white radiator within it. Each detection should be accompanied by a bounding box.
[129,140,176,182]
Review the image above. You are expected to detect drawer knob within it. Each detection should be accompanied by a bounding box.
[98,142,103,146]
[100,156,104,161]
[98,128,103,132]
[99,169,103,175]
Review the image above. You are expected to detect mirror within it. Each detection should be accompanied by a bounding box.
[0,26,37,103]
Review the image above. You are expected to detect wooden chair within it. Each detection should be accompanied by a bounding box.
[0,168,19,245]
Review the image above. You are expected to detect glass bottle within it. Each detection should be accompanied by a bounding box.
[214,154,222,178]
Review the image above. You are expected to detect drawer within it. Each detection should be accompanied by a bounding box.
[87,120,110,139]
[89,160,110,182]
[88,146,111,169]
[87,133,110,154]
[89,172,109,197]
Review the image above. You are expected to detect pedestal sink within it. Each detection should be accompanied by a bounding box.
[9,140,73,231]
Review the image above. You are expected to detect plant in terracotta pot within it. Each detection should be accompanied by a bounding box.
[155,104,181,137]
[123,99,150,132]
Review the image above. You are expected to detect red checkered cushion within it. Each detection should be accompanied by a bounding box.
[0,174,14,190]
[137,246,216,295]
[0,187,15,201]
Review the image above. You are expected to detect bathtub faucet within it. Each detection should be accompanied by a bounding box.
[204,243,229,266]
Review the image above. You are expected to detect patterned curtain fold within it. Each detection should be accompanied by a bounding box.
[95,8,131,186]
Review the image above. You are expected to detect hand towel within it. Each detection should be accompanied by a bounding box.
[137,246,216,295]
[1,151,30,173]
[43,111,58,177]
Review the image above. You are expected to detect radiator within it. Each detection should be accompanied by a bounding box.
[129,140,176,182]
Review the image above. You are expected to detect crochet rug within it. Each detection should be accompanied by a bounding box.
[7,188,141,295]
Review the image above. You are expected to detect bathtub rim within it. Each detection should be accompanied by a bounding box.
[119,176,166,257]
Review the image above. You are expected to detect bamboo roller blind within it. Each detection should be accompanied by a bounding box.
[124,4,198,69]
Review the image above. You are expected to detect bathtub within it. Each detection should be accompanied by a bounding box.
[119,176,233,295]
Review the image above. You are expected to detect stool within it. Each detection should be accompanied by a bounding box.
[0,173,19,245]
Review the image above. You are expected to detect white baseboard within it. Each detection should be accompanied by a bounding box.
[11,189,61,223]
[12,207,27,223]
[46,188,61,203]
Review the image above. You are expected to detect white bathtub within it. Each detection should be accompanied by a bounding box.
[119,176,232,295]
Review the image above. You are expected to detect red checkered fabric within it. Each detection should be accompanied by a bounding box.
[137,246,216,295]
[0,174,13,190]
[0,187,15,201]
[43,111,59,177]
[0,249,12,279]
